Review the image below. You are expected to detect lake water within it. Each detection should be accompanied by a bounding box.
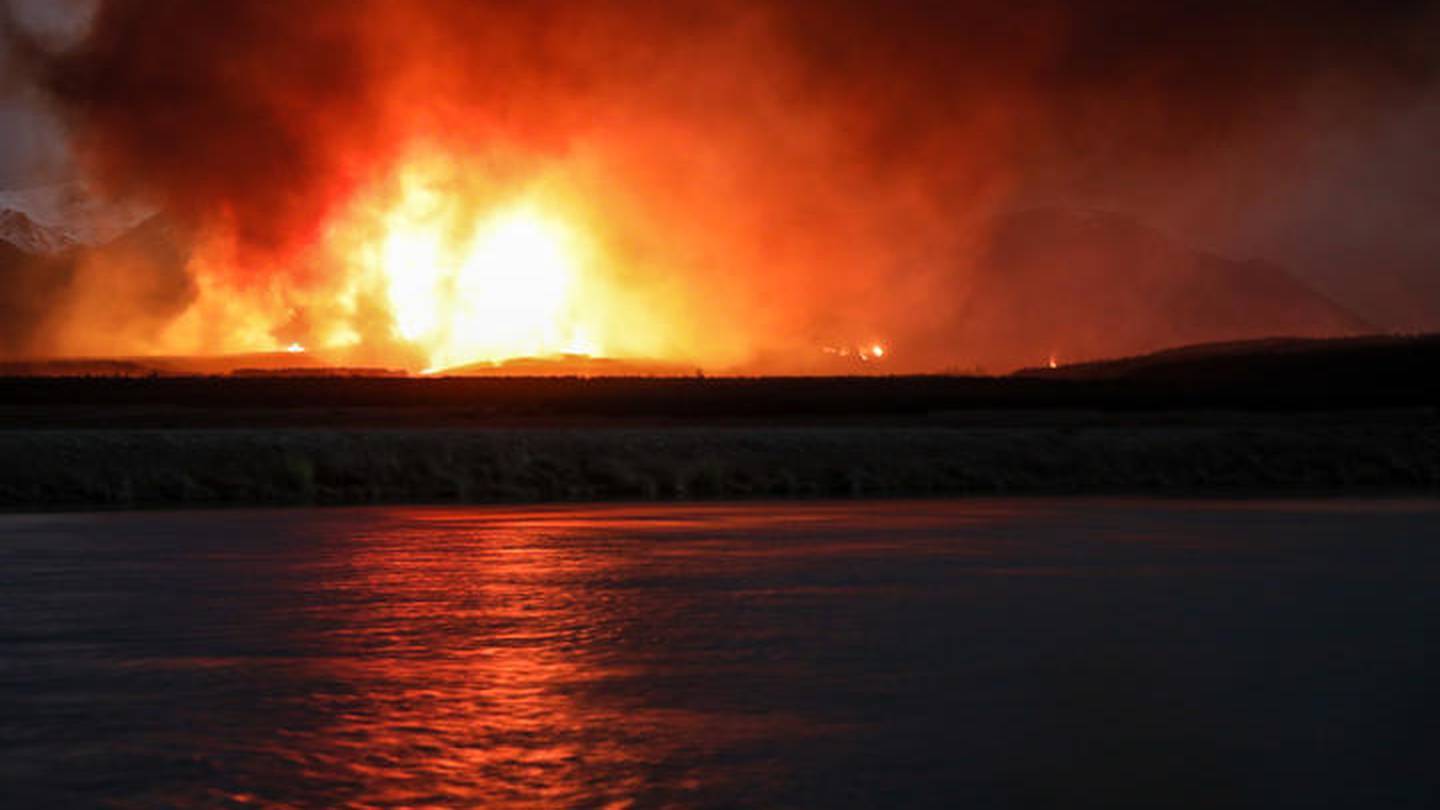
[2,500,1438,808]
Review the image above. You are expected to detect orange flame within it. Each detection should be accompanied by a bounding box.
[161,150,709,373]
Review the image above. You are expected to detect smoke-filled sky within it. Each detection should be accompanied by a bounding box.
[3,0,1439,367]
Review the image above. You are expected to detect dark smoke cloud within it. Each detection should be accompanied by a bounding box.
[35,1,391,262]
[5,0,1440,364]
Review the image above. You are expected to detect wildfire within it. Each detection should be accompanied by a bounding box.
[821,341,889,364]
[153,151,723,373]
[321,153,639,372]
[370,194,595,371]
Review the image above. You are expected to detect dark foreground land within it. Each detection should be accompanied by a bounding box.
[1,334,1436,508]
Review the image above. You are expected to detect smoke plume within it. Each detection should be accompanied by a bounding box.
[4,0,1439,369]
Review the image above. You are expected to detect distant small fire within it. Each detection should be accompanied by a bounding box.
[822,342,889,364]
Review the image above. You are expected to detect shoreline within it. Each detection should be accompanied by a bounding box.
[6,418,1435,511]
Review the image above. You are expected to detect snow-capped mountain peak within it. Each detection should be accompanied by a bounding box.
[0,208,78,255]
[0,183,155,253]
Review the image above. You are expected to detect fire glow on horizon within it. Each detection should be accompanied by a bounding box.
[8,0,1411,372]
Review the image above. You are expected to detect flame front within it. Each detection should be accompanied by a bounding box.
[254,151,679,373]
[361,172,598,371]
[152,151,774,374]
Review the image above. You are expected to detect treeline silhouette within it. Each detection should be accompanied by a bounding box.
[0,333,1434,427]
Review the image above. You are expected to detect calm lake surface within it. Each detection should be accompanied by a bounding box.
[2,500,1438,808]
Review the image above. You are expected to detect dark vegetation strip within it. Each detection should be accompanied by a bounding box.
[1,333,1437,425]
[2,423,1436,509]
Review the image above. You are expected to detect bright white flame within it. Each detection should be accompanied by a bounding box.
[285,342,306,354]
[453,209,573,340]
[376,198,589,371]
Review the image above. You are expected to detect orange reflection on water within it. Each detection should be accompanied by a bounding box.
[272,507,808,807]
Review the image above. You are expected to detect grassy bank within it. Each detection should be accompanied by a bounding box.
[3,421,1436,509]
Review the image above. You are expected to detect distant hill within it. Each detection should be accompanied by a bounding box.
[934,209,1371,370]
[1014,332,1440,407]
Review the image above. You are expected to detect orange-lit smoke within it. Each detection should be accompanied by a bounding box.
[32,0,928,371]
[7,0,1437,371]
